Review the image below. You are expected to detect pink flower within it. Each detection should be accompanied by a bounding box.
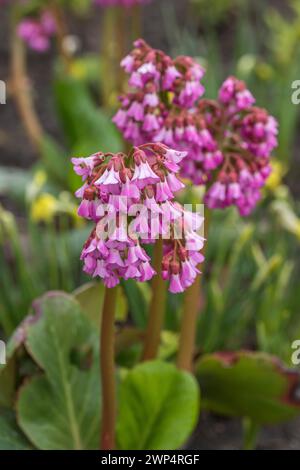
[219,76,255,111]
[72,143,205,292]
[114,41,277,217]
[131,159,160,188]
[163,65,182,90]
[143,114,160,132]
[162,212,205,294]
[17,11,56,53]
[114,39,205,147]
[170,274,184,294]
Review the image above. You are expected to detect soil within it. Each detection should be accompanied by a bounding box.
[188,412,300,450]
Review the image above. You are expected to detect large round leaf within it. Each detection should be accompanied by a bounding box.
[196,351,300,425]
[17,292,100,450]
[117,361,200,450]
[0,411,31,450]
[74,281,127,327]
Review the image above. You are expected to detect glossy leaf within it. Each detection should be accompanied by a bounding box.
[117,361,200,450]
[0,360,16,408]
[17,292,100,450]
[74,281,127,328]
[0,410,31,450]
[196,351,300,424]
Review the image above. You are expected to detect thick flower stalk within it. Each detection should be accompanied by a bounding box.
[114,41,278,372]
[73,144,205,448]
[17,11,56,53]
[72,143,205,293]
[114,41,278,216]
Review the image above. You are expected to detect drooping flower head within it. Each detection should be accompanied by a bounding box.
[72,143,205,293]
[201,77,278,216]
[114,41,278,216]
[17,11,56,53]
[113,39,205,146]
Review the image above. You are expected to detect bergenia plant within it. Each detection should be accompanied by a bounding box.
[72,143,205,449]
[113,39,278,372]
[72,144,204,292]
[114,40,278,216]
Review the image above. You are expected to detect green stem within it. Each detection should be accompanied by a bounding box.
[100,286,117,450]
[141,239,167,361]
[243,417,260,450]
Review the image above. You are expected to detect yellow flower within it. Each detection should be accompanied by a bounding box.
[31,194,57,223]
[266,161,285,191]
[33,170,47,187]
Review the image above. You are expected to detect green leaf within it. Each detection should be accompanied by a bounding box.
[74,281,128,327]
[196,351,300,425]
[0,166,31,203]
[17,292,100,450]
[0,360,16,408]
[121,279,150,328]
[0,410,31,450]
[39,136,69,188]
[117,361,200,450]
[54,76,122,155]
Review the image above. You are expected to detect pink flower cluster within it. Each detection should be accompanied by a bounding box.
[114,41,278,216]
[72,144,205,293]
[202,77,277,216]
[17,11,56,53]
[113,39,205,145]
[94,0,150,6]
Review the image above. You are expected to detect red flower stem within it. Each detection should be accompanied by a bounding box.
[141,238,167,361]
[177,209,210,372]
[11,25,44,153]
[176,276,201,372]
[100,286,117,450]
[131,5,142,40]
[50,1,73,72]
[101,7,126,109]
